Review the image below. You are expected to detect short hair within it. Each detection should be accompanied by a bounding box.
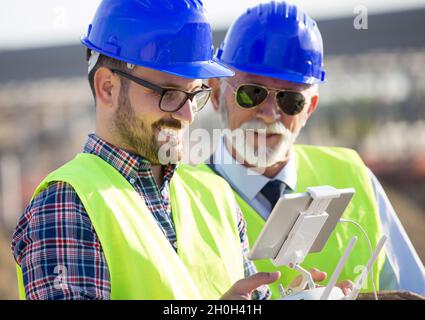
[86,48,129,101]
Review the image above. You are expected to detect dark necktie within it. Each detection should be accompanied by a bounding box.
[260,179,286,208]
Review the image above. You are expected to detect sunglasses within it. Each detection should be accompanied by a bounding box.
[111,69,212,113]
[225,82,307,116]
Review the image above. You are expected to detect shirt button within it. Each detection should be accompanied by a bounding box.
[129,178,136,184]
[172,241,178,249]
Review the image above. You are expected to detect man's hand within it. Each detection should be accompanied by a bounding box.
[290,268,354,296]
[289,268,327,289]
[335,280,354,295]
[220,272,281,300]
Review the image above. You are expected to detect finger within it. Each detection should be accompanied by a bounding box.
[232,272,281,295]
[290,268,327,289]
[308,268,327,282]
[290,275,303,288]
[336,280,354,296]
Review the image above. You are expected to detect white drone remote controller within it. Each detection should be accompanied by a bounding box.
[248,186,387,301]
[278,235,387,300]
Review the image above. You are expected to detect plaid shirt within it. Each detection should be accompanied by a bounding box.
[12,134,270,300]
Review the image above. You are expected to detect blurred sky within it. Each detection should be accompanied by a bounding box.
[1,0,425,50]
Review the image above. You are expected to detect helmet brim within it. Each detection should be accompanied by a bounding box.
[154,60,235,79]
[82,38,234,79]
[224,62,325,85]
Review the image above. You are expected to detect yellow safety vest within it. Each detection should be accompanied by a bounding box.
[198,144,385,298]
[17,153,244,299]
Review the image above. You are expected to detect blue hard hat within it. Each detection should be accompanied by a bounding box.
[216,1,326,84]
[81,0,234,79]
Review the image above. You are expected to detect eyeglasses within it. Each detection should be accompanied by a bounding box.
[225,81,307,116]
[111,69,212,113]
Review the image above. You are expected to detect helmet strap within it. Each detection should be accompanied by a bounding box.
[88,50,135,74]
[88,50,100,74]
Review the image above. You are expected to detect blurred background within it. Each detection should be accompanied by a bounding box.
[1,0,425,299]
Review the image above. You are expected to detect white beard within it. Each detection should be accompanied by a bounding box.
[228,119,298,168]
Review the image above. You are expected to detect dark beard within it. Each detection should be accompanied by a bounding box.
[113,91,182,164]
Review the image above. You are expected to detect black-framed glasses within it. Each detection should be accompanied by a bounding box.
[111,69,212,113]
[225,81,307,116]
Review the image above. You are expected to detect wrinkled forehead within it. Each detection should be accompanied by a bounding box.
[231,70,311,91]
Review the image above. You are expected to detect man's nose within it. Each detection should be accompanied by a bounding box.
[256,94,280,124]
[171,98,195,125]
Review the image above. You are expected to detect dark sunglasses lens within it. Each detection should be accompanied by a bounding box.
[276,91,306,115]
[236,85,268,108]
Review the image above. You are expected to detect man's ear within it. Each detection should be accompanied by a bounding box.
[301,93,319,128]
[208,78,221,113]
[307,93,319,116]
[94,67,119,109]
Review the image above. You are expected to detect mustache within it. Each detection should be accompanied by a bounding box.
[152,118,183,130]
[239,119,289,135]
